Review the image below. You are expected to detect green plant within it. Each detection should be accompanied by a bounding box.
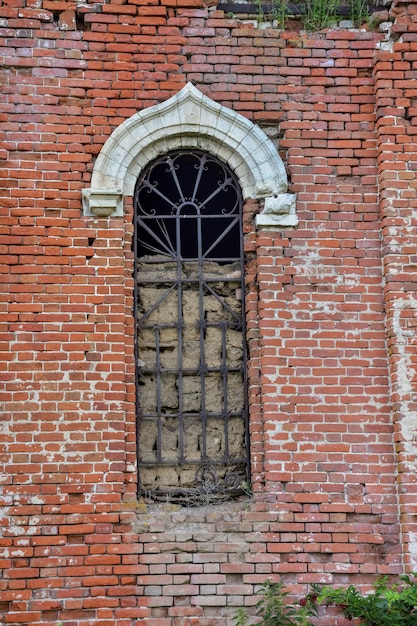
[252,1,377,32]
[235,580,317,626]
[308,574,417,626]
[270,0,291,30]
[237,574,417,626]
[240,480,253,497]
[254,0,290,29]
[301,0,339,31]
[349,0,369,27]
[254,0,265,24]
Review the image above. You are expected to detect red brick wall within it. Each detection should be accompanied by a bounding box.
[374,0,417,572]
[1,0,415,625]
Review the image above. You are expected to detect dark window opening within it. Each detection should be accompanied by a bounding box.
[133,150,249,504]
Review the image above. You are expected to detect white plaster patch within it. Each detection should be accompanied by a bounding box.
[336,274,359,287]
[408,532,417,569]
[297,249,321,275]
[6,525,26,536]
[29,495,44,505]
[391,299,417,560]
[392,299,417,398]
[264,420,286,436]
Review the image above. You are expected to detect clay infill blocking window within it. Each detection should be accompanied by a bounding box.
[133,150,249,504]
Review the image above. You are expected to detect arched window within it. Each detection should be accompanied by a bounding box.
[133,150,248,503]
[83,83,297,503]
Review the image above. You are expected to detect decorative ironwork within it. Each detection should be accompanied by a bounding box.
[133,150,249,502]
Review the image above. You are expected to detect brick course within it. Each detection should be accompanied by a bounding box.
[1,0,416,624]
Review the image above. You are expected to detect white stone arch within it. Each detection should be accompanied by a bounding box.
[82,83,297,228]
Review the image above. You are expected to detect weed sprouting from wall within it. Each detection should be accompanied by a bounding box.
[349,0,370,27]
[302,0,340,31]
[255,0,291,29]
[254,0,378,30]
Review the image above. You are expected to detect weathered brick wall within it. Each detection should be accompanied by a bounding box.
[1,0,416,625]
[374,0,417,571]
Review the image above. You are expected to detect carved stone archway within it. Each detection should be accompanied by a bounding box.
[82,83,297,229]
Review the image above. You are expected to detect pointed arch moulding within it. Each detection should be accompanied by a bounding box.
[82,83,297,229]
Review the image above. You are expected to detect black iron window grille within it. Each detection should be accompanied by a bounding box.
[133,150,249,503]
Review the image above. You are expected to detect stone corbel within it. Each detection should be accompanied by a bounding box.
[255,193,298,229]
[82,188,123,217]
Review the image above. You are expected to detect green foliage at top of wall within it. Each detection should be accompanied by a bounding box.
[255,0,372,31]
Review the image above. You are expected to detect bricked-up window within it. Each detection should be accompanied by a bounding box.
[133,150,249,503]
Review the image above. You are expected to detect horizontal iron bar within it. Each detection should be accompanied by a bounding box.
[138,412,246,419]
[138,459,247,466]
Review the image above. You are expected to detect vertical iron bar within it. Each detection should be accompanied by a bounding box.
[176,212,185,464]
[197,208,207,461]
[133,212,143,494]
[221,321,229,463]
[155,326,162,462]
[240,224,250,487]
